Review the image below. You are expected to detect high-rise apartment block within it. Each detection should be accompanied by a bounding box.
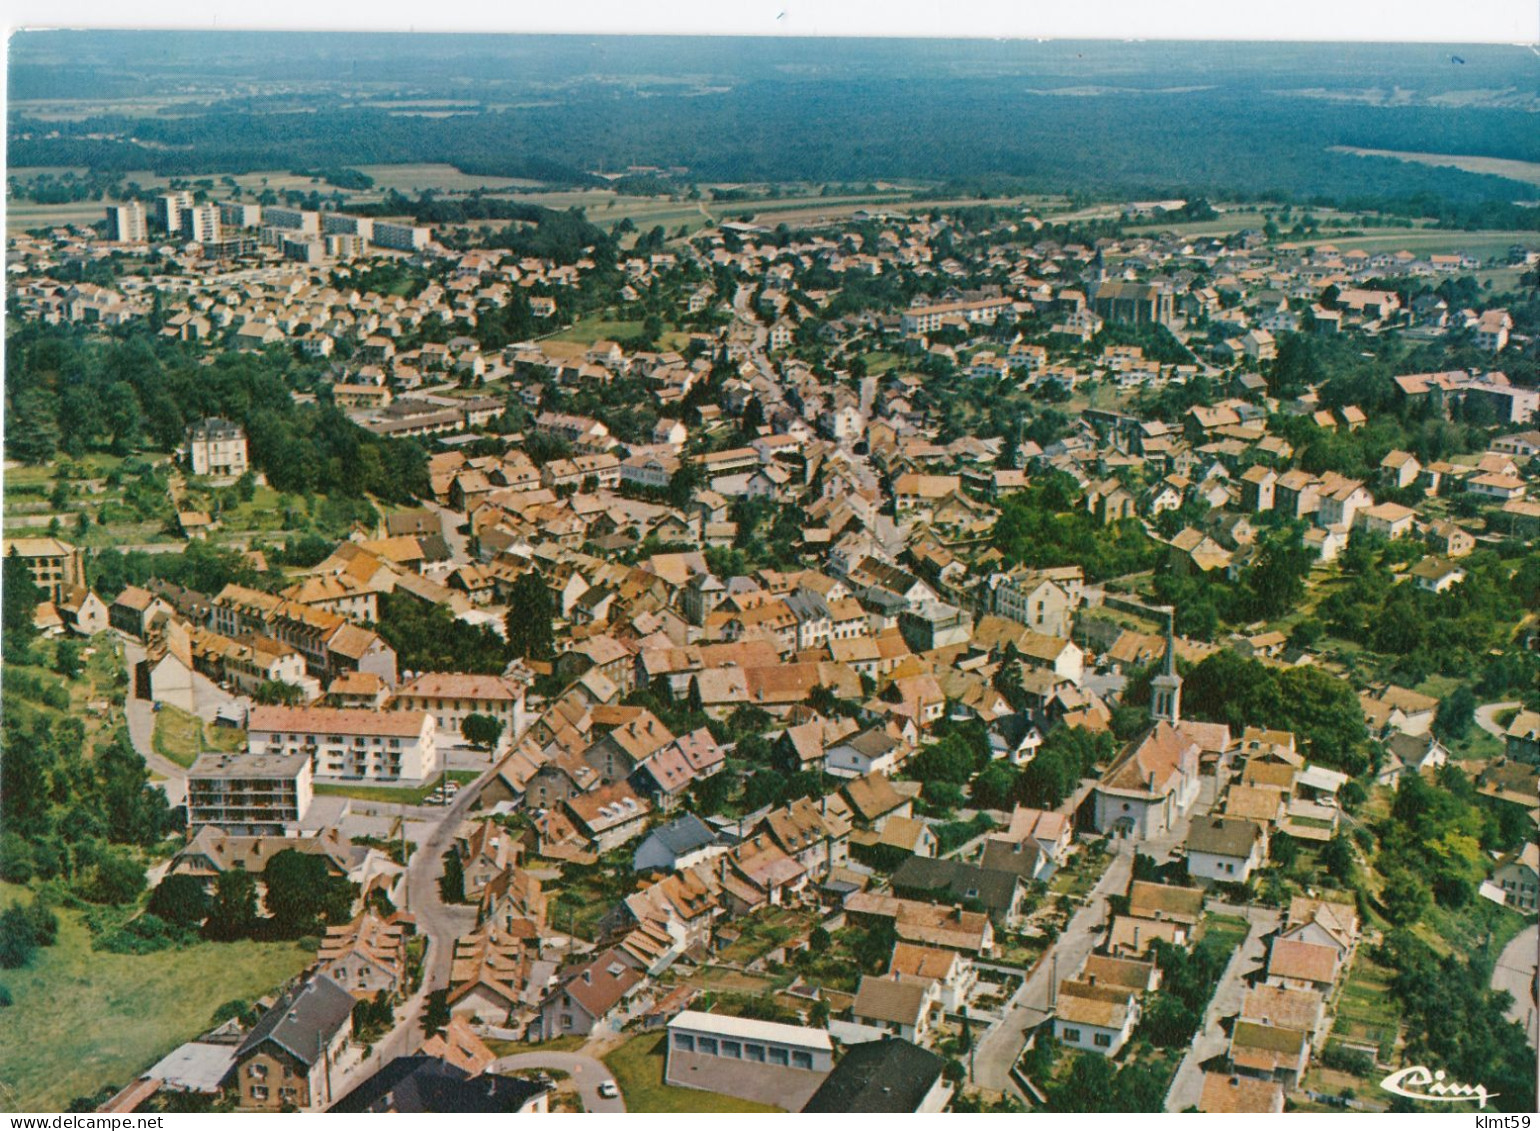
[155,191,194,233]
[372,220,431,251]
[262,206,321,235]
[218,200,263,229]
[105,202,147,243]
[182,202,222,244]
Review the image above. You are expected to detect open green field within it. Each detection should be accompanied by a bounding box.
[152,703,246,769]
[0,881,311,1113]
[1330,147,1540,188]
[547,319,646,345]
[601,1033,782,1113]
[312,769,480,805]
[350,163,546,194]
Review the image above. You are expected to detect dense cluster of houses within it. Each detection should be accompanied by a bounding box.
[17,198,1537,1116]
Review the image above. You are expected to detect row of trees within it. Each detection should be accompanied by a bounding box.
[5,326,431,506]
[147,850,358,942]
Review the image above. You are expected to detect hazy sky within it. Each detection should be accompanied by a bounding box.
[5,0,1537,43]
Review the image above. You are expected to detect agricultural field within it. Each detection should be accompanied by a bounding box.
[0,881,311,1113]
[1330,147,1540,188]
[1332,953,1402,1061]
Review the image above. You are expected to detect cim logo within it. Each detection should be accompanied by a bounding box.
[1380,1065,1497,1109]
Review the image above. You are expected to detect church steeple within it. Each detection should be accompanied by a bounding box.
[1150,605,1182,725]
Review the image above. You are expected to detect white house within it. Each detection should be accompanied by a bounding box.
[1185,815,1266,885]
[825,728,907,779]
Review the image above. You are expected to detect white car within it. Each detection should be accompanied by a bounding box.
[597,1081,619,1099]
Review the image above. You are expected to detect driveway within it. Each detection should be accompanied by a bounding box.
[971,847,1135,1095]
[489,1052,625,1112]
[1163,903,1281,1112]
[1475,701,1521,740]
[1492,924,1538,1049]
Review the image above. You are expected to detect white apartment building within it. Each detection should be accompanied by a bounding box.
[219,201,263,229]
[263,206,322,235]
[155,191,194,233]
[323,212,376,241]
[247,705,439,783]
[106,202,147,243]
[182,203,222,244]
[186,749,314,834]
[372,220,431,251]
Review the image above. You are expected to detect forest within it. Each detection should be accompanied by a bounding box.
[3,324,431,503]
[10,34,1540,217]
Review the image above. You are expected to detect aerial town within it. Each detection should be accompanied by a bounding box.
[3,38,1539,1116]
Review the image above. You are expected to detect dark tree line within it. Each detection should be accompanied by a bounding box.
[5,326,430,504]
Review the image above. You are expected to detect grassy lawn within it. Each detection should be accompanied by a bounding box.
[547,319,645,345]
[1199,912,1252,952]
[1050,846,1113,900]
[485,1034,586,1058]
[0,882,311,1112]
[1415,895,1528,960]
[715,907,816,966]
[601,1033,782,1113]
[152,704,244,769]
[1332,954,1401,1058]
[312,769,480,806]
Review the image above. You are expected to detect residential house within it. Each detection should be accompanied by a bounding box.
[1185,816,1266,885]
[851,973,940,1043]
[231,974,355,1111]
[537,948,645,1038]
[1492,843,1539,913]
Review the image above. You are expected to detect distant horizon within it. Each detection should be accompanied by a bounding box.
[5,0,1537,45]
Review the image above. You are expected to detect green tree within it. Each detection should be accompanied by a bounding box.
[265,849,356,935]
[1320,833,1356,883]
[82,847,147,905]
[52,639,83,680]
[147,874,211,930]
[461,713,505,751]
[7,389,61,464]
[1434,686,1476,743]
[2,550,41,662]
[420,988,451,1039]
[207,866,258,940]
[440,850,466,905]
[504,571,555,661]
[1380,870,1431,926]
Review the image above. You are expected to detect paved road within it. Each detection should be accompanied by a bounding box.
[972,847,1135,1095]
[1164,903,1281,1112]
[1475,701,1522,740]
[1492,924,1538,1049]
[328,760,498,1103]
[971,776,1218,1096]
[489,1052,625,1112]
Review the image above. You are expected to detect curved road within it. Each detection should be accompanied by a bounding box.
[1475,701,1521,740]
[1492,924,1538,1050]
[489,1052,625,1112]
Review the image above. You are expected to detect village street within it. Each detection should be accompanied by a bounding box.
[1162,901,1282,1111]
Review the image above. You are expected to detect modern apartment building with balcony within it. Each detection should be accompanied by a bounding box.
[186,749,314,834]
